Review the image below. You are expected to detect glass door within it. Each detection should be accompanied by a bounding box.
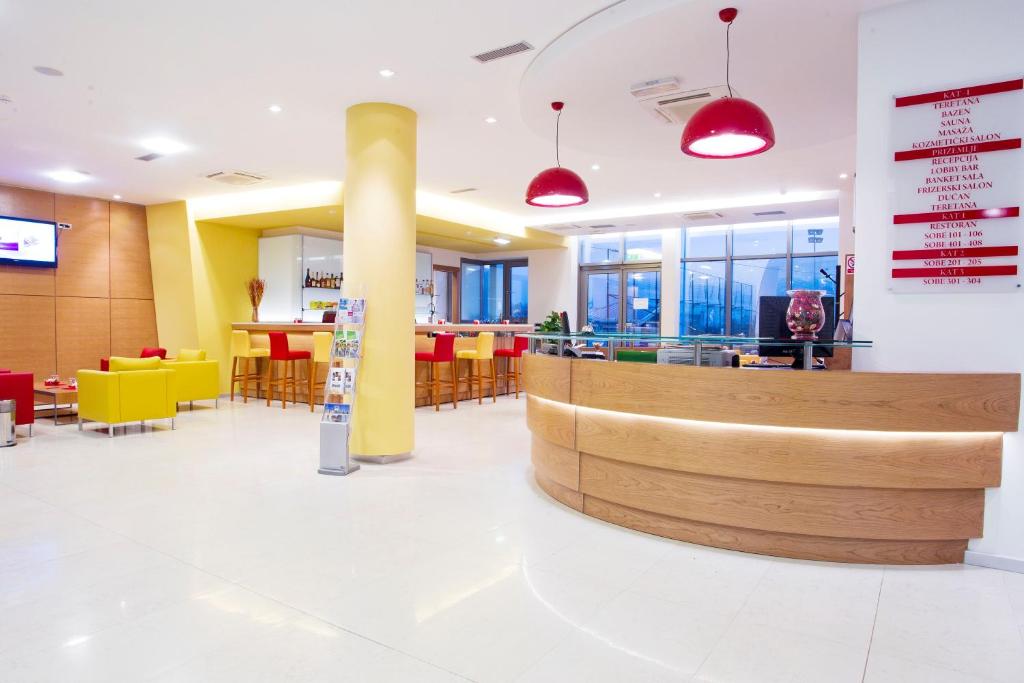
[432,265,458,322]
[624,268,661,335]
[580,266,661,335]
[581,269,621,334]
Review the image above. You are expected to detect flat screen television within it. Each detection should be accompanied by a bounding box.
[0,215,58,267]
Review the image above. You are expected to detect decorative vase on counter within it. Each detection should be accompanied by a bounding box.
[785,289,826,340]
[251,306,259,323]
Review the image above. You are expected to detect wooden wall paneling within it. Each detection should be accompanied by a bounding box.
[109,203,154,299]
[526,395,576,449]
[0,186,56,296]
[574,406,1002,489]
[570,360,1020,432]
[535,473,584,512]
[0,294,56,379]
[531,436,580,491]
[110,298,158,357]
[56,296,110,379]
[579,453,984,541]
[583,497,968,565]
[522,353,571,402]
[54,194,110,298]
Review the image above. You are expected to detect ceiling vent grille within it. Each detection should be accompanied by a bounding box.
[136,153,162,162]
[682,211,725,221]
[449,187,477,194]
[472,41,533,63]
[632,82,734,125]
[753,210,786,216]
[205,170,267,186]
[589,224,616,229]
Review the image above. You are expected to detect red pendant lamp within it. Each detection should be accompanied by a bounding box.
[526,102,589,207]
[682,8,775,159]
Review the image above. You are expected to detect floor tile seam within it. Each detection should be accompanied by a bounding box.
[689,561,775,680]
[859,565,886,682]
[866,647,1011,683]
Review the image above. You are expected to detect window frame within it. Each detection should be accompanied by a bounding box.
[459,257,528,323]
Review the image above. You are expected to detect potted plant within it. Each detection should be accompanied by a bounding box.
[247,278,266,322]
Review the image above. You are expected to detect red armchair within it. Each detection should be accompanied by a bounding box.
[0,370,34,436]
[100,347,166,372]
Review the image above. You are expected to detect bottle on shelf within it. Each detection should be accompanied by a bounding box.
[304,268,311,288]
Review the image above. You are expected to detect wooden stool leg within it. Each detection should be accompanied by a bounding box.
[476,359,482,405]
[266,360,274,407]
[451,359,459,408]
[280,361,287,409]
[431,362,439,411]
[230,357,238,401]
[490,358,497,402]
[242,357,250,403]
[256,357,263,400]
[309,359,315,412]
[514,356,520,399]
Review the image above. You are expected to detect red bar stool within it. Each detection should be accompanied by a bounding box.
[265,331,311,409]
[495,335,529,399]
[415,333,457,411]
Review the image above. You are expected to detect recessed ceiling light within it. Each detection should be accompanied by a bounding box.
[493,237,511,246]
[591,164,601,171]
[140,137,188,155]
[379,68,395,78]
[484,116,497,124]
[268,104,283,113]
[839,173,849,179]
[113,194,122,200]
[46,169,90,183]
[34,66,63,77]
[653,192,662,198]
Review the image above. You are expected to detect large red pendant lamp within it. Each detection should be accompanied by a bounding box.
[526,102,589,207]
[682,8,775,159]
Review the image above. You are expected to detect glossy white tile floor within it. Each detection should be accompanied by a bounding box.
[2,397,1023,682]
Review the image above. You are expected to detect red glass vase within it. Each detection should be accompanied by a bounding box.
[785,290,826,341]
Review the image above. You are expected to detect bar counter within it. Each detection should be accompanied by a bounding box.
[232,322,532,406]
[523,353,1021,565]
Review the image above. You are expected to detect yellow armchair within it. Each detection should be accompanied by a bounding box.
[160,358,220,407]
[77,367,177,436]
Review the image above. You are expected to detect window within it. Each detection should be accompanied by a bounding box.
[460,258,527,323]
[579,232,662,265]
[624,232,663,262]
[579,234,622,264]
[679,218,840,336]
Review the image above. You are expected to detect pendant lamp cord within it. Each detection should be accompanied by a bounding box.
[554,108,562,167]
[725,18,733,98]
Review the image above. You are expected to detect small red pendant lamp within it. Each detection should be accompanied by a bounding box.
[526,102,589,207]
[682,8,775,159]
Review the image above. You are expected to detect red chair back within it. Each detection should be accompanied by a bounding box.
[268,331,291,360]
[431,333,456,362]
[512,335,529,355]
[0,371,34,426]
[140,347,167,359]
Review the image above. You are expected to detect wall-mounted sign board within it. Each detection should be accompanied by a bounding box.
[890,77,1022,292]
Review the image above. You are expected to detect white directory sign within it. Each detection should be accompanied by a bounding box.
[889,77,1022,292]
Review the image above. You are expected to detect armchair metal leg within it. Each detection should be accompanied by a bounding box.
[171,418,175,430]
[140,420,145,432]
[108,424,114,438]
[28,424,32,437]
[189,401,194,411]
[78,417,82,431]
[215,397,219,409]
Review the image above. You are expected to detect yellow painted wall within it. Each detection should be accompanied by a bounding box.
[146,201,200,354]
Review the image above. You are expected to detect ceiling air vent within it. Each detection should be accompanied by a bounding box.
[205,170,267,186]
[136,153,162,162]
[682,211,725,221]
[472,41,533,63]
[589,224,616,229]
[450,187,477,194]
[632,82,734,125]
[753,210,786,216]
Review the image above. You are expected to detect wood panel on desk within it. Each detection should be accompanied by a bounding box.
[522,353,571,403]
[570,359,1020,432]
[110,298,158,357]
[526,395,575,449]
[575,406,1002,489]
[56,296,110,379]
[531,436,579,491]
[0,294,56,379]
[55,195,109,298]
[579,453,983,541]
[535,472,584,512]
[0,186,56,296]
[109,203,153,299]
[584,497,969,565]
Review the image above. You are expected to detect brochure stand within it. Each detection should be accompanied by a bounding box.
[317,296,365,476]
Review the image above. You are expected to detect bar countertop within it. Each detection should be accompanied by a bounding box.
[232,321,534,334]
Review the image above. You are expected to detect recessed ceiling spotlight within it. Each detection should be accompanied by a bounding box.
[379,68,395,78]
[140,137,188,155]
[493,237,511,246]
[46,169,90,183]
[591,164,601,171]
[484,116,497,124]
[113,194,122,200]
[268,104,283,113]
[839,172,849,179]
[653,192,662,198]
[34,66,63,77]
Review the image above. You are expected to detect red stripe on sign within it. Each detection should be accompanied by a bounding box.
[893,207,1020,225]
[894,138,1021,161]
[891,245,1020,260]
[894,78,1024,107]
[892,265,1018,278]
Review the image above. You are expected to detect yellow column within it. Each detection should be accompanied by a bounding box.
[344,103,417,461]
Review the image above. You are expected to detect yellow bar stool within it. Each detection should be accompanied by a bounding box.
[456,331,497,405]
[230,330,270,402]
[308,331,333,412]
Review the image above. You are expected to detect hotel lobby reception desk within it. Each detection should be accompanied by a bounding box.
[523,354,1020,564]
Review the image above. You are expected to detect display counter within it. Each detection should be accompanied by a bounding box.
[231,322,532,405]
[523,343,1020,565]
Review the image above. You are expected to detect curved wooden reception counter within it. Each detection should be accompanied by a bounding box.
[523,354,1020,564]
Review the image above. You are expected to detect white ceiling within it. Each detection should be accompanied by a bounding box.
[0,0,898,223]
